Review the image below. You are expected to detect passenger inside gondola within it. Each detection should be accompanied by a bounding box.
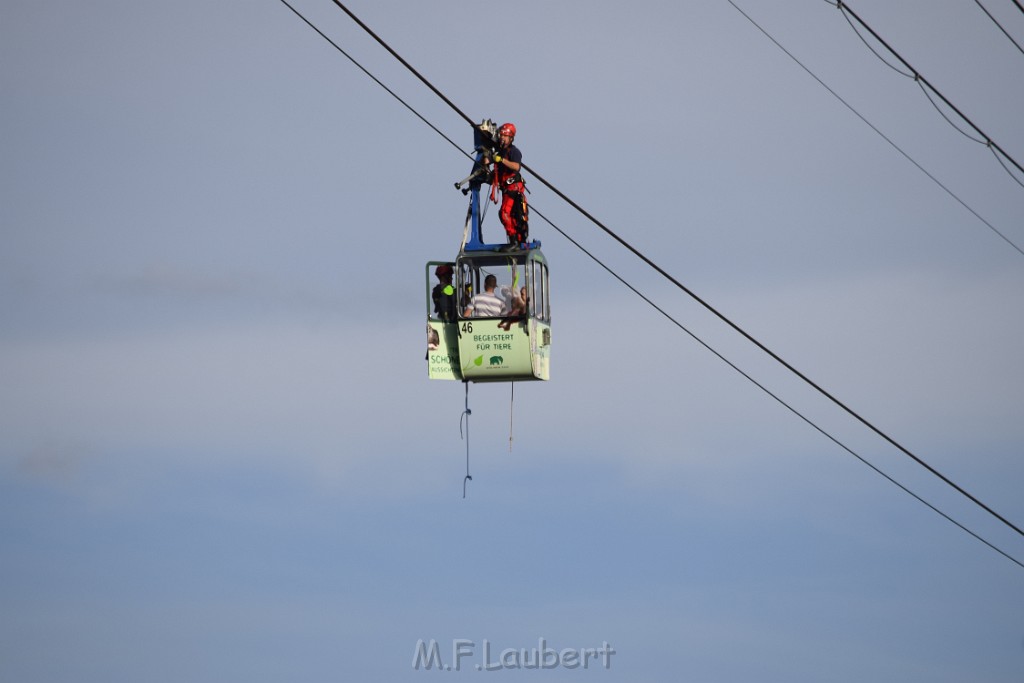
[464,274,504,317]
[498,286,528,330]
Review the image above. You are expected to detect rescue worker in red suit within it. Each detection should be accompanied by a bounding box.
[488,123,529,250]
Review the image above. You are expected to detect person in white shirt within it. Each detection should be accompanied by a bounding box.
[464,274,505,317]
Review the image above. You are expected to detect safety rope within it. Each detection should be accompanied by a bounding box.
[508,381,515,453]
[459,381,472,498]
[489,156,498,205]
[460,207,471,253]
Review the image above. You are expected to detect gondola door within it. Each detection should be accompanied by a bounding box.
[425,261,462,380]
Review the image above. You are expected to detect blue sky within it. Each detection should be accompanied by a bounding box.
[2,1,1024,681]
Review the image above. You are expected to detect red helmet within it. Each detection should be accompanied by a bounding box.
[435,264,453,277]
[499,122,516,139]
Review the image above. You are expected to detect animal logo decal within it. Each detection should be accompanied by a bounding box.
[467,354,506,371]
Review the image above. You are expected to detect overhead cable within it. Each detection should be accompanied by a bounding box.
[736,1,1024,258]
[832,1,1024,185]
[318,0,1024,542]
[277,0,1024,551]
[277,0,463,152]
[974,0,1024,57]
[531,204,1024,570]
[327,0,475,128]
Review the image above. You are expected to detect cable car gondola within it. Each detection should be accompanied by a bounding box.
[426,121,551,383]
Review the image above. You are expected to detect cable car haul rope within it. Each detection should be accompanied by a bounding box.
[279,0,1024,565]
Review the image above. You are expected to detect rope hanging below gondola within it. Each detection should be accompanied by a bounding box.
[460,381,472,498]
[508,381,515,453]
